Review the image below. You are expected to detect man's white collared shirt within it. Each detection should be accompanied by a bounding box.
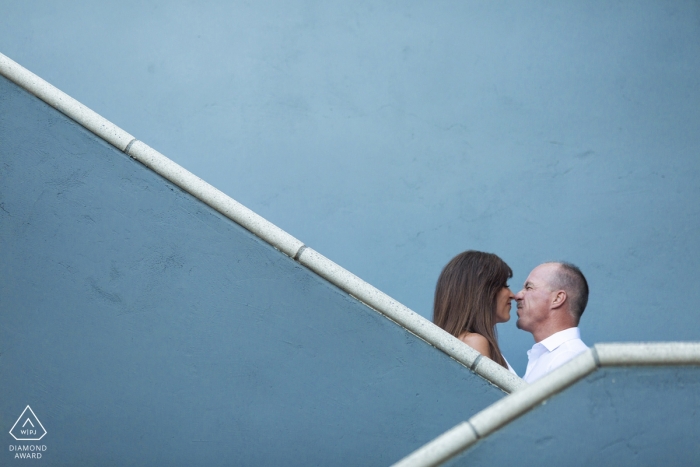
[522,327,588,383]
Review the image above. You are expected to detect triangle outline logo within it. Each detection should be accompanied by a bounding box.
[9,406,47,441]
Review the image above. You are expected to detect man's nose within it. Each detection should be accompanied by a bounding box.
[514,290,524,300]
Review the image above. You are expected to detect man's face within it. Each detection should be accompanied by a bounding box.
[515,263,558,333]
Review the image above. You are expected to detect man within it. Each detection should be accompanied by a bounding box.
[515,262,589,383]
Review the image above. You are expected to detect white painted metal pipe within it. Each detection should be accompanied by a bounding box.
[391,342,700,467]
[0,52,134,151]
[595,342,700,366]
[126,140,304,258]
[0,50,526,394]
[391,422,478,467]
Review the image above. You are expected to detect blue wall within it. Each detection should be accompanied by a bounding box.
[0,76,505,466]
[2,0,699,373]
[443,365,700,466]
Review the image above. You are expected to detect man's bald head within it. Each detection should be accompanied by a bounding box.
[545,262,589,322]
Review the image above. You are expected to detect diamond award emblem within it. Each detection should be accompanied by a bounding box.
[9,406,47,441]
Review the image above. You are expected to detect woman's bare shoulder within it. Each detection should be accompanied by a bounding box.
[458,332,491,357]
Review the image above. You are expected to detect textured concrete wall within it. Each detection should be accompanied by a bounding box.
[2,1,699,374]
[443,366,700,466]
[0,76,505,466]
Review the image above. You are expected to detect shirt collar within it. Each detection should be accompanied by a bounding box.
[538,327,581,352]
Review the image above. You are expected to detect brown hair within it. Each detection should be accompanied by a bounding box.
[433,250,512,368]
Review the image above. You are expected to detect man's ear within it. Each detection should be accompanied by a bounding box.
[551,290,567,310]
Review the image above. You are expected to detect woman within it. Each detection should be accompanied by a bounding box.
[433,250,515,370]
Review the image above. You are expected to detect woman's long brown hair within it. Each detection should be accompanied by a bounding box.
[433,250,512,368]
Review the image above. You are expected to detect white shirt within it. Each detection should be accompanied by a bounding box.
[522,327,588,383]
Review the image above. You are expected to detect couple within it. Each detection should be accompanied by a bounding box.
[433,250,589,383]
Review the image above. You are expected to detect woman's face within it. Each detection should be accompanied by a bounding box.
[495,286,515,323]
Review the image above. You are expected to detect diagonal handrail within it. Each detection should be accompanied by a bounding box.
[0,51,526,394]
[391,341,700,467]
